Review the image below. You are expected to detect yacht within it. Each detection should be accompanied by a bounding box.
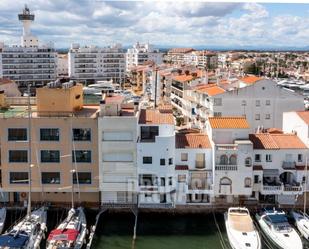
[0,208,7,234]
[225,207,261,249]
[46,207,87,249]
[291,211,309,240]
[0,207,47,249]
[256,208,303,249]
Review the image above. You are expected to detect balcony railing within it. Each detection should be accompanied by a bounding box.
[215,165,237,171]
[261,184,302,195]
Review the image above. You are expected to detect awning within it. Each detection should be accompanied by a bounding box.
[48,229,79,241]
[263,169,279,177]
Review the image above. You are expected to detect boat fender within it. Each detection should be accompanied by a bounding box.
[20,192,27,198]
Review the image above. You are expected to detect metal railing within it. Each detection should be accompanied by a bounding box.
[215,165,237,171]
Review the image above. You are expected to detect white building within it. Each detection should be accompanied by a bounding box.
[183,51,218,69]
[249,132,307,205]
[283,111,309,147]
[175,132,213,204]
[0,6,57,88]
[68,43,125,84]
[137,108,176,207]
[126,42,163,71]
[98,95,138,205]
[57,54,68,77]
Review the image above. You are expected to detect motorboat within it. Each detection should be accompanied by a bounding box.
[0,208,6,234]
[256,208,303,249]
[46,207,87,249]
[291,210,309,240]
[225,207,261,249]
[0,207,47,249]
[83,80,115,95]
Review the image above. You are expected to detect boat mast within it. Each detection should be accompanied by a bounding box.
[27,83,32,216]
[304,157,308,214]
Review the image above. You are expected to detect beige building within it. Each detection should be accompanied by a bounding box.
[0,82,100,205]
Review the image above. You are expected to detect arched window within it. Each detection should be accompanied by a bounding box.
[220,177,232,185]
[229,154,237,165]
[220,155,228,165]
[245,157,252,167]
[219,177,232,194]
[244,177,252,188]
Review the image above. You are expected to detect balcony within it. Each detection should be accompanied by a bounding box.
[215,165,237,171]
[261,183,303,195]
[216,144,237,151]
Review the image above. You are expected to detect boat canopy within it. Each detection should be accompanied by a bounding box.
[267,214,288,223]
[48,229,79,241]
[0,233,29,248]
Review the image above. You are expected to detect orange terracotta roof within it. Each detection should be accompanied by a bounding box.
[105,95,125,104]
[297,111,309,124]
[208,116,249,129]
[239,76,263,85]
[175,133,211,149]
[159,104,173,114]
[249,133,307,150]
[267,128,283,134]
[195,84,225,96]
[139,109,174,125]
[172,74,194,83]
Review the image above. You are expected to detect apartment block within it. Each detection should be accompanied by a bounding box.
[68,43,126,84]
[0,82,99,204]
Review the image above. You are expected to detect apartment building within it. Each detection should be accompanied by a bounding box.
[165,48,196,64]
[57,53,69,77]
[68,43,126,84]
[137,108,176,207]
[0,6,57,88]
[0,82,99,204]
[126,42,163,71]
[99,94,138,204]
[249,132,307,205]
[183,51,218,69]
[175,131,213,204]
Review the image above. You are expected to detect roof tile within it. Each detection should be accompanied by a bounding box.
[208,116,250,129]
[139,109,174,125]
[176,133,211,149]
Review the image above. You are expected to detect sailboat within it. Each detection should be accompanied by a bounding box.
[291,157,309,239]
[46,119,87,249]
[0,84,47,249]
[225,207,261,249]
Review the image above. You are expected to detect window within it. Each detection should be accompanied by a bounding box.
[266,154,272,162]
[245,157,252,167]
[266,100,271,106]
[73,150,91,163]
[214,112,222,117]
[8,128,27,141]
[178,175,186,182]
[244,177,252,188]
[73,128,91,141]
[160,177,165,186]
[40,128,59,141]
[169,158,173,165]
[160,159,165,166]
[214,98,222,106]
[220,155,228,165]
[265,114,271,120]
[73,172,91,184]
[241,100,246,106]
[229,155,237,165]
[9,150,28,163]
[255,114,260,120]
[168,177,173,185]
[298,154,303,162]
[10,172,28,184]
[41,172,60,184]
[143,157,152,164]
[140,126,159,142]
[41,150,60,163]
[255,154,261,162]
[254,175,259,184]
[255,100,260,107]
[181,153,188,161]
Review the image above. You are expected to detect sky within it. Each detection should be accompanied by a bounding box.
[0,0,308,49]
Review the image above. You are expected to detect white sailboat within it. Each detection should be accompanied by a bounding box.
[0,208,7,234]
[256,208,303,249]
[225,207,261,249]
[46,118,87,249]
[0,84,47,249]
[291,157,309,239]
